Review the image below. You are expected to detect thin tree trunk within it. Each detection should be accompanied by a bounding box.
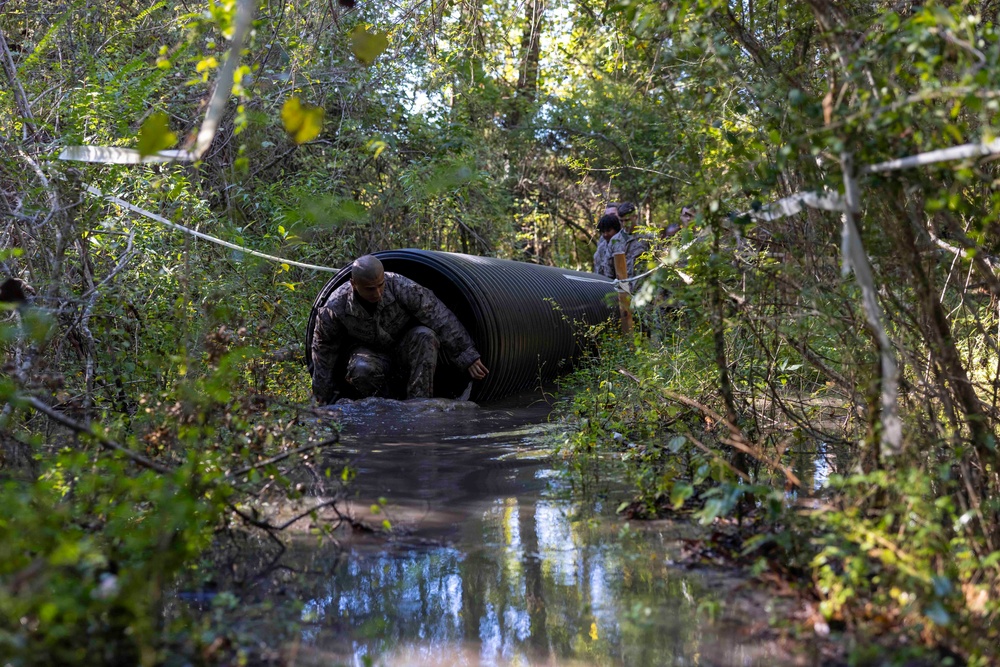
[507,0,544,128]
[0,26,36,138]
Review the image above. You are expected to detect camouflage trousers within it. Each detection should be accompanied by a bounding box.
[345,326,440,399]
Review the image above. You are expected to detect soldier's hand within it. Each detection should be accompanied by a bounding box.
[467,358,489,380]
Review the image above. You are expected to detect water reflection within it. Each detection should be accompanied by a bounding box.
[276,398,794,666]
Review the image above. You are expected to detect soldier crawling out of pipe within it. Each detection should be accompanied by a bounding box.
[310,255,489,404]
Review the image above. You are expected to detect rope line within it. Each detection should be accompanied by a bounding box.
[750,136,1000,222]
[84,185,340,273]
[562,264,661,292]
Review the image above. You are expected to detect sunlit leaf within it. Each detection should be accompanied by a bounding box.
[670,482,693,510]
[368,139,387,159]
[136,112,177,157]
[195,56,218,73]
[350,26,388,65]
[281,97,325,144]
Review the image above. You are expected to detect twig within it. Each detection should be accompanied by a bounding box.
[274,497,342,530]
[626,378,803,487]
[226,437,339,478]
[684,432,751,483]
[26,395,172,473]
[80,228,137,300]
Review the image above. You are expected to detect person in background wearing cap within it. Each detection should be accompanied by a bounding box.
[605,201,650,280]
[594,212,622,279]
[664,205,696,239]
[592,201,622,278]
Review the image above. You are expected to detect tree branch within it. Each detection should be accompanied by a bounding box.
[26,395,173,473]
[0,27,36,138]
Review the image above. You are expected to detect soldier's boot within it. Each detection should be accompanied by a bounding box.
[399,326,440,399]
[345,347,391,397]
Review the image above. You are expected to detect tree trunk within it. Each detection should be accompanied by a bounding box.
[507,0,544,128]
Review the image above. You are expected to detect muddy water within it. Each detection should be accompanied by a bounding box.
[246,396,816,666]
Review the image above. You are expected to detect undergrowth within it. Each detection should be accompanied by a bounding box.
[555,319,1000,665]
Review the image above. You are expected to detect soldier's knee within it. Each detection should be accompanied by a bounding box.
[346,355,385,393]
[409,326,439,350]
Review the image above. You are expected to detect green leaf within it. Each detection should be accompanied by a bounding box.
[195,56,218,73]
[350,26,389,65]
[136,112,177,157]
[670,482,693,509]
[281,97,325,144]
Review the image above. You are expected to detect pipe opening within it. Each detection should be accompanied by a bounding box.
[307,250,616,402]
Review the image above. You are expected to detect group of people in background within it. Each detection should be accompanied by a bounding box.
[593,201,696,281]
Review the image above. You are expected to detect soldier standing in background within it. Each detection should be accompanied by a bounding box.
[594,213,622,278]
[606,202,650,280]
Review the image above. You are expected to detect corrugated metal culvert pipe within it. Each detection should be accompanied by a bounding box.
[306,249,618,403]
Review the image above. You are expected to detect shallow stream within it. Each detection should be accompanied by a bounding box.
[208,395,827,666]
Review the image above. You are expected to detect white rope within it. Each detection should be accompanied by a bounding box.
[863,137,1000,174]
[84,185,340,273]
[743,136,1000,223]
[562,264,662,294]
[750,190,848,221]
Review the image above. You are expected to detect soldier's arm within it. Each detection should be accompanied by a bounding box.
[627,238,651,276]
[310,305,344,404]
[399,280,482,369]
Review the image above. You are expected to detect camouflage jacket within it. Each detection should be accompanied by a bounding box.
[593,237,615,279]
[311,272,481,403]
[605,229,651,279]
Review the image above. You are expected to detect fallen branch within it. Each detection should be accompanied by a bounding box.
[274,497,343,531]
[684,432,751,483]
[618,374,802,488]
[26,395,340,485]
[226,437,339,478]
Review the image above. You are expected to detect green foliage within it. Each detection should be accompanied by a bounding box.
[808,467,1000,661]
[0,454,225,665]
[5,0,1000,661]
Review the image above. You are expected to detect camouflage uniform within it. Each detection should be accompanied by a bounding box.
[605,229,651,279]
[311,272,482,403]
[593,236,615,279]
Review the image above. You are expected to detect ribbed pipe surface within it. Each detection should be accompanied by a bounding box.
[306,249,617,402]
